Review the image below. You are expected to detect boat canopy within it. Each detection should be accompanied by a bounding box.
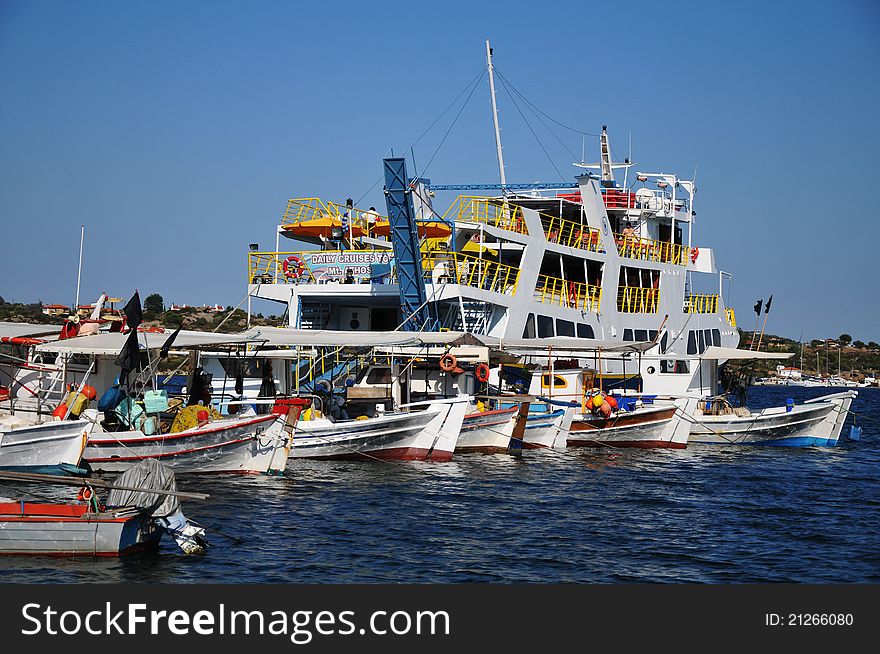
[0,322,60,340]
[239,327,652,354]
[699,346,793,360]
[35,329,260,356]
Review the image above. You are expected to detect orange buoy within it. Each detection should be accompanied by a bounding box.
[81,385,97,400]
[439,353,457,372]
[196,409,209,425]
[475,363,490,383]
[606,395,618,411]
[52,403,68,420]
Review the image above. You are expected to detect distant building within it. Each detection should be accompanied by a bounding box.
[203,304,224,313]
[777,366,802,380]
[76,304,96,317]
[41,304,69,317]
[169,303,189,311]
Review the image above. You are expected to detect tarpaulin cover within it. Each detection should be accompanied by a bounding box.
[105,459,180,518]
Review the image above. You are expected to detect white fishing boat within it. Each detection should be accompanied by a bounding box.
[83,402,306,474]
[457,402,530,454]
[0,415,92,474]
[291,396,468,461]
[520,401,575,449]
[688,390,857,447]
[567,397,696,449]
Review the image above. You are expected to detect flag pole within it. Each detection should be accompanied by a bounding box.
[74,225,85,310]
[756,296,773,352]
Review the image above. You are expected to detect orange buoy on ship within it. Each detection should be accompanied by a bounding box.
[475,363,490,383]
[81,385,97,400]
[606,395,618,411]
[52,403,68,420]
[439,353,457,372]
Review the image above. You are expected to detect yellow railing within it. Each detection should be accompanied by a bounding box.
[617,286,660,313]
[684,294,719,314]
[423,251,520,296]
[541,216,601,253]
[444,196,528,235]
[535,274,601,312]
[614,234,689,265]
[726,307,736,327]
[281,197,389,238]
[248,251,313,284]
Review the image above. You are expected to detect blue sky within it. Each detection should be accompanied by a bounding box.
[1,0,878,342]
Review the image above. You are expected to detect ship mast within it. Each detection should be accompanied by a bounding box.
[486,40,507,192]
[599,125,614,186]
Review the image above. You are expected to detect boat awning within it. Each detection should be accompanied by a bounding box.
[699,346,794,360]
[495,337,656,354]
[240,327,420,348]
[0,322,61,341]
[35,330,261,356]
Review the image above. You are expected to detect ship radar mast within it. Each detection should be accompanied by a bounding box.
[574,125,634,186]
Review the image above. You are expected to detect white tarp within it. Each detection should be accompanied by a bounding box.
[700,346,793,360]
[241,327,425,348]
[35,329,259,356]
[0,322,61,340]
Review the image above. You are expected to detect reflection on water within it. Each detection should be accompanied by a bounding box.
[1,387,878,583]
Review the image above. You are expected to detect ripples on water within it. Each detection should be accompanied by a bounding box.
[2,387,878,583]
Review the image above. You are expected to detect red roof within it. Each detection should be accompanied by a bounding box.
[43,304,69,309]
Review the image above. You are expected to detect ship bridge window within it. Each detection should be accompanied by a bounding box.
[660,332,669,354]
[712,329,721,346]
[537,315,554,338]
[577,324,594,339]
[522,313,536,339]
[649,330,658,342]
[697,330,705,354]
[541,374,568,388]
[623,329,634,342]
[635,329,648,342]
[556,319,575,337]
[687,331,697,355]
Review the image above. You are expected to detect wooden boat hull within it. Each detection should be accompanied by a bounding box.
[567,401,691,449]
[291,398,467,461]
[0,502,161,557]
[84,414,292,474]
[521,405,574,449]
[0,419,92,473]
[457,407,518,453]
[688,391,857,446]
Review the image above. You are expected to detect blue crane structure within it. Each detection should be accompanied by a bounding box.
[382,157,439,332]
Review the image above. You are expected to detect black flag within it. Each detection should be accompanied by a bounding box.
[764,295,773,314]
[753,299,763,316]
[159,326,181,359]
[114,329,142,375]
[123,291,143,331]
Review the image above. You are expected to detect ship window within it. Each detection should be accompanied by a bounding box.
[541,374,568,388]
[556,319,575,337]
[537,315,554,338]
[366,367,392,385]
[661,360,690,374]
[660,332,669,354]
[649,330,658,342]
[698,330,706,353]
[712,329,721,346]
[577,324,594,339]
[704,329,712,350]
[623,329,634,342]
[522,313,536,339]
[635,329,648,342]
[687,331,697,355]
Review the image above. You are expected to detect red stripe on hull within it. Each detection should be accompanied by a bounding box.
[567,439,686,449]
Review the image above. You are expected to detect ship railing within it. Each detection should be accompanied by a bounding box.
[423,251,520,296]
[444,196,528,235]
[617,286,660,313]
[541,215,602,253]
[684,294,719,314]
[614,234,689,265]
[726,307,737,327]
[535,274,601,312]
[248,251,318,285]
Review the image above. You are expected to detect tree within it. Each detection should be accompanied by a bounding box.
[838,333,852,346]
[144,293,165,314]
[853,340,866,349]
[869,341,880,350]
[810,339,822,348]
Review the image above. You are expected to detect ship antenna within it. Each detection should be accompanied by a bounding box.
[486,40,507,193]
